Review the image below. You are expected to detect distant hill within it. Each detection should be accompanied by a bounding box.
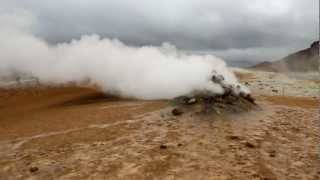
[225,59,264,68]
[252,41,319,72]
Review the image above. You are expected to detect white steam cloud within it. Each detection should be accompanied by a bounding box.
[0,10,248,100]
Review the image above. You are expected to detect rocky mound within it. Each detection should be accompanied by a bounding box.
[172,92,257,116]
[252,41,319,72]
[171,73,257,115]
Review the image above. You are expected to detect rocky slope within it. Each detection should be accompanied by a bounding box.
[252,41,319,72]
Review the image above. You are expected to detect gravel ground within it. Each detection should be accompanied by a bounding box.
[233,68,320,98]
[0,69,319,180]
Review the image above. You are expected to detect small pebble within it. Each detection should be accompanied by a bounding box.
[245,141,256,148]
[227,135,241,140]
[160,144,167,149]
[29,166,39,173]
[269,150,276,157]
[172,108,183,116]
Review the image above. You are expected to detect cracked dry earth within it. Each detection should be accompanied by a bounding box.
[0,70,319,180]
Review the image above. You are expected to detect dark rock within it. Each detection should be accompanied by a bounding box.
[272,89,278,93]
[171,83,258,115]
[310,40,319,50]
[269,150,276,157]
[245,141,256,148]
[211,74,224,83]
[173,96,190,104]
[221,85,233,98]
[160,144,167,149]
[172,108,183,116]
[244,94,256,104]
[29,166,39,173]
[227,135,241,140]
[226,100,235,105]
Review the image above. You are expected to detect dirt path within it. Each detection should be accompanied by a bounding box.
[0,71,319,180]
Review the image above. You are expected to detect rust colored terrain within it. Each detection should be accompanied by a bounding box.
[0,73,319,179]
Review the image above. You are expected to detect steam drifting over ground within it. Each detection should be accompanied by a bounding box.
[0,11,247,99]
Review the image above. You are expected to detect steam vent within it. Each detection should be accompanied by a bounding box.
[172,72,257,116]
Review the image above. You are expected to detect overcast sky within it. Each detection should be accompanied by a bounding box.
[1,0,319,62]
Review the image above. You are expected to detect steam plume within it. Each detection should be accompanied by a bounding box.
[0,11,248,99]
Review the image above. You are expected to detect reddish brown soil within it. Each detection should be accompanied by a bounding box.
[260,95,319,109]
[0,86,319,179]
[0,86,166,141]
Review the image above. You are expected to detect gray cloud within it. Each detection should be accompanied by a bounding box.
[1,0,318,62]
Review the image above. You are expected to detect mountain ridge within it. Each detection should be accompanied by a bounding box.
[252,41,319,72]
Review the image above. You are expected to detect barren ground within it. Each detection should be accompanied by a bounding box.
[0,70,319,180]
